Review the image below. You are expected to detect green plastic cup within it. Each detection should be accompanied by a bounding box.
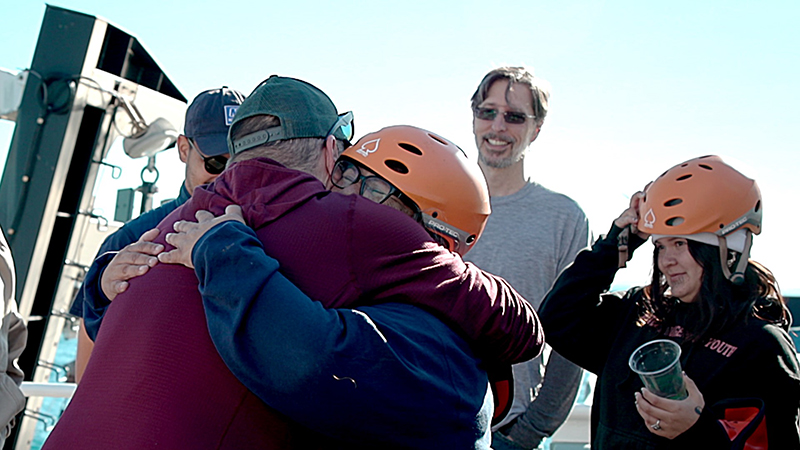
[628,339,688,400]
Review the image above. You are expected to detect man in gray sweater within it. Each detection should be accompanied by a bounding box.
[464,66,591,450]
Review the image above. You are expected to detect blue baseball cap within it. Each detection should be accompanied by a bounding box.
[185,87,245,157]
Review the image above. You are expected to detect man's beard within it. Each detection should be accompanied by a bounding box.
[478,143,526,169]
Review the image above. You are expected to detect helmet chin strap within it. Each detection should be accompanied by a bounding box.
[718,230,753,285]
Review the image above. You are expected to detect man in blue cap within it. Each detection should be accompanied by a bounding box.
[70,87,244,378]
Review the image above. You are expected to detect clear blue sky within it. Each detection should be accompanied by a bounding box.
[2,1,799,293]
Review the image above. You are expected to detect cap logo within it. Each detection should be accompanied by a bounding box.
[643,208,656,229]
[224,105,238,126]
[356,138,380,157]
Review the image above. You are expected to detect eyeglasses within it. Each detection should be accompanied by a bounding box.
[188,139,228,175]
[327,111,355,143]
[331,159,401,205]
[473,107,535,125]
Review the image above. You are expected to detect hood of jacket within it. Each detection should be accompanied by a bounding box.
[191,157,330,229]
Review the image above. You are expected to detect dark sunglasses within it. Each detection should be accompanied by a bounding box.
[327,111,355,143]
[188,139,228,175]
[473,107,535,125]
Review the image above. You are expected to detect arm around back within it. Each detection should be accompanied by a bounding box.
[347,199,544,365]
[191,220,493,447]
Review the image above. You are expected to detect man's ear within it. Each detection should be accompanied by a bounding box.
[323,135,338,175]
[177,135,191,163]
[528,124,542,145]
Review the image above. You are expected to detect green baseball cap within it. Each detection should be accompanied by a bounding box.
[227,75,352,155]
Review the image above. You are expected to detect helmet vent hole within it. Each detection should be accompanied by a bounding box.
[398,143,423,155]
[666,217,685,227]
[466,234,476,245]
[431,211,439,218]
[384,159,409,174]
[754,200,761,212]
[676,174,692,181]
[699,164,713,171]
[664,198,683,207]
[427,133,448,146]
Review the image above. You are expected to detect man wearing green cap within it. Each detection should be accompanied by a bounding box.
[45,76,541,449]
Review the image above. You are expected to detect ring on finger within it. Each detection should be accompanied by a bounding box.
[651,419,661,431]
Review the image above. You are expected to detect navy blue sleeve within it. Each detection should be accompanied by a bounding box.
[80,252,116,340]
[192,221,344,393]
[192,221,492,448]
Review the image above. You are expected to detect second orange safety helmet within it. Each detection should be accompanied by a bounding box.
[637,155,762,283]
[340,125,491,256]
[638,155,762,240]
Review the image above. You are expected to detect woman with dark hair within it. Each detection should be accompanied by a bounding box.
[539,155,800,448]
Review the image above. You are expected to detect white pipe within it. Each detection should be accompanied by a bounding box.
[20,382,76,398]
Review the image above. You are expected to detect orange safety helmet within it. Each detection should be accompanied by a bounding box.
[340,125,491,256]
[637,155,762,283]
